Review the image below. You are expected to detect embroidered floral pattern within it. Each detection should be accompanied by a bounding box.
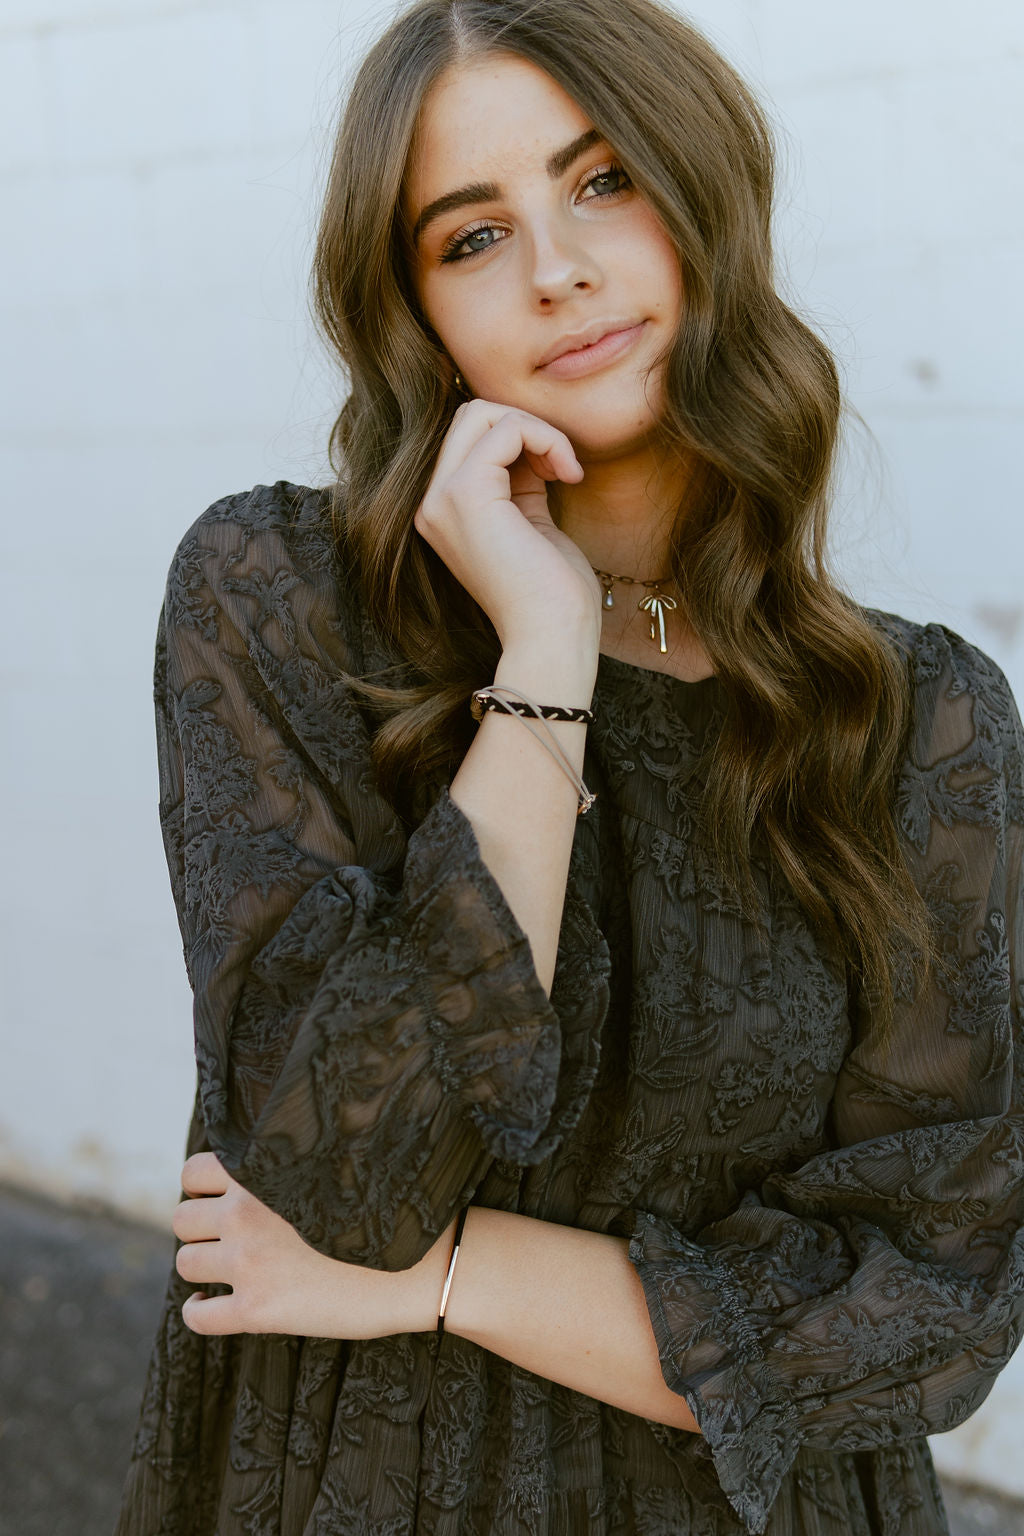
[118,483,1024,1536]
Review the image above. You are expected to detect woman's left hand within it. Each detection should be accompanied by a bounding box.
[172,1152,453,1338]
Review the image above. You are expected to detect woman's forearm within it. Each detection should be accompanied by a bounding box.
[175,1155,698,1433]
[448,629,598,996]
[422,1206,699,1433]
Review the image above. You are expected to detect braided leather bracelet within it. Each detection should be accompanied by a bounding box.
[470,692,595,724]
[469,685,597,815]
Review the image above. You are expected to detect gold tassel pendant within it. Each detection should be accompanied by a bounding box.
[638,590,678,654]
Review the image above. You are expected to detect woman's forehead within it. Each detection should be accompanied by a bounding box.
[405,52,595,207]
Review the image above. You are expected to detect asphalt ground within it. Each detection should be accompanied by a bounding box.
[1,1183,1022,1536]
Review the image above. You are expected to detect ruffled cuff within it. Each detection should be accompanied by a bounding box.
[629,1209,802,1534]
[403,785,610,1166]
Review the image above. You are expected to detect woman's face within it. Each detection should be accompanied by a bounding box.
[405,52,684,461]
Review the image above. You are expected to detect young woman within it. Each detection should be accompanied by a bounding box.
[116,1,1024,1532]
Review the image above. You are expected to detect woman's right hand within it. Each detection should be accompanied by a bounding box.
[413,399,603,649]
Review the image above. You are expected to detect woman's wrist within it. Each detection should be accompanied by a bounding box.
[494,642,601,724]
[498,626,599,673]
[404,1213,460,1333]
[497,594,601,659]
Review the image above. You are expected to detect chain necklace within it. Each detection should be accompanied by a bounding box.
[591,567,678,654]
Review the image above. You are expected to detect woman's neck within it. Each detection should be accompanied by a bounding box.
[550,440,695,581]
[551,441,711,673]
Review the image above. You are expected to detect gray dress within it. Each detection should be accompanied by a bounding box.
[116,481,1024,1536]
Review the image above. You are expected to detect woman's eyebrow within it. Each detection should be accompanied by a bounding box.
[545,127,603,179]
[413,181,500,244]
[412,128,604,243]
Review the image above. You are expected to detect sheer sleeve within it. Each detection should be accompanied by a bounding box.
[156,488,609,1270]
[629,623,1024,1533]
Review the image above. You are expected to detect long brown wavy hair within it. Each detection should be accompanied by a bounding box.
[312,0,931,1015]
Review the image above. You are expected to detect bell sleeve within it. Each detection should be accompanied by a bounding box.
[628,623,1024,1533]
[155,490,609,1270]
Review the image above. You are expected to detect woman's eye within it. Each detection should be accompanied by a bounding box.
[439,224,506,264]
[581,163,632,200]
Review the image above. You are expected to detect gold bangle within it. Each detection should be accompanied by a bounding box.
[437,1206,470,1336]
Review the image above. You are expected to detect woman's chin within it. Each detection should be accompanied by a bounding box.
[566,416,665,467]
[464,377,665,467]
[534,384,666,465]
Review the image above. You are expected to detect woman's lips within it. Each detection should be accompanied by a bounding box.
[537,322,646,380]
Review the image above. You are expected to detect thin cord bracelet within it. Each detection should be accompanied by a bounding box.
[469,685,597,815]
[437,1205,470,1336]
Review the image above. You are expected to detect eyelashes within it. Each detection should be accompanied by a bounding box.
[439,223,504,264]
[438,161,633,265]
[582,164,632,200]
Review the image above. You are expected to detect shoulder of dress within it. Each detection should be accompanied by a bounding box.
[165,479,361,621]
[863,609,1024,816]
[158,481,376,686]
[175,480,339,569]
[862,605,1017,711]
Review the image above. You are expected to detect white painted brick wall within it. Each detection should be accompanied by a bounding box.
[2,0,1021,1497]
[0,32,53,166]
[0,0,354,1231]
[47,11,254,168]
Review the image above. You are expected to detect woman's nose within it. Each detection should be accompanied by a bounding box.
[527,217,603,306]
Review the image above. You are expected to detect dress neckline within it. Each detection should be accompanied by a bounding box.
[596,649,718,689]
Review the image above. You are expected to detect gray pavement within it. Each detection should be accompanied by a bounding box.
[0,1182,1022,1536]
